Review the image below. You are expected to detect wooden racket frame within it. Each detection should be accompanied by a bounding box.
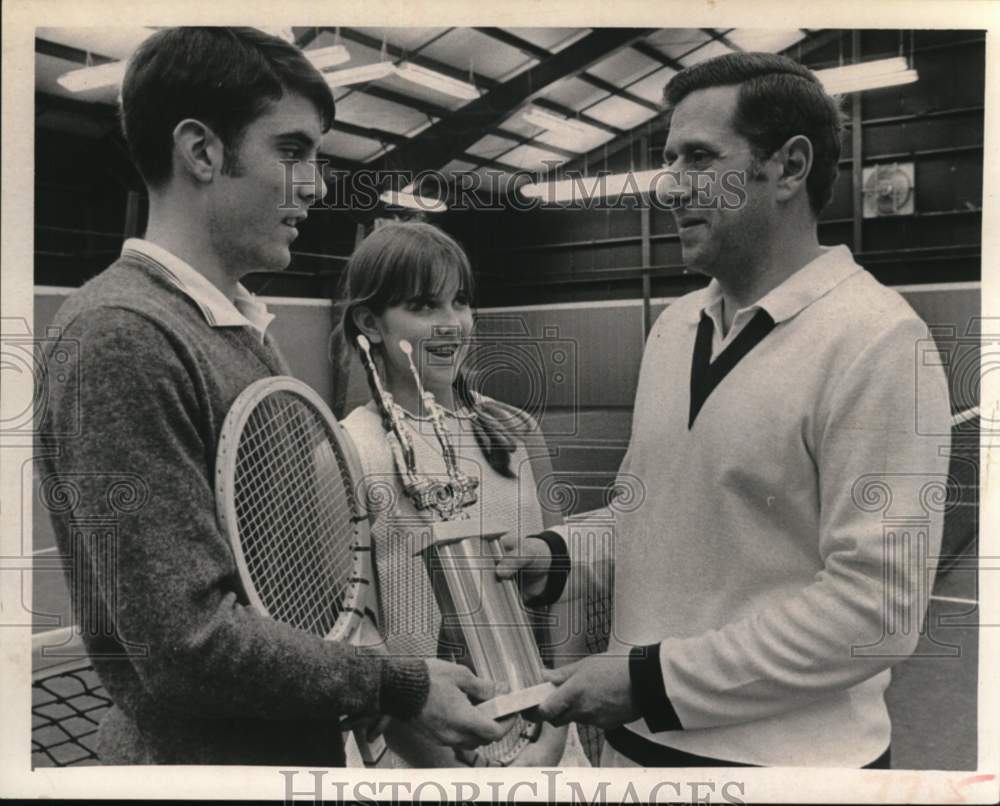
[216,376,376,643]
[215,376,384,765]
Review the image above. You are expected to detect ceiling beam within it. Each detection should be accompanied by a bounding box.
[370,28,652,174]
[476,27,661,113]
[36,37,116,66]
[352,83,582,161]
[474,27,550,60]
[532,97,622,136]
[630,41,685,72]
[453,152,525,173]
[577,72,661,113]
[330,119,409,147]
[294,27,322,49]
[701,28,743,52]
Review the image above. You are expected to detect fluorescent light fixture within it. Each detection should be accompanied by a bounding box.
[520,169,664,204]
[814,57,919,94]
[324,61,396,88]
[522,107,593,137]
[395,63,481,100]
[306,44,350,70]
[57,59,127,93]
[379,190,448,213]
[58,39,351,94]
[822,68,918,95]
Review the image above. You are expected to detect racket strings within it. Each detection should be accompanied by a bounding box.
[233,392,359,637]
[246,410,351,632]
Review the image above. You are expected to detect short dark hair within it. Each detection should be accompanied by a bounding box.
[663,52,844,216]
[120,27,336,187]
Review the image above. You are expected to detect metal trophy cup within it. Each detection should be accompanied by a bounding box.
[356,335,555,765]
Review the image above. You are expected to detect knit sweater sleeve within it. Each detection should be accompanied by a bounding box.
[48,308,428,722]
[635,314,952,731]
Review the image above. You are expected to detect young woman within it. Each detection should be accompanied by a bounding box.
[336,221,589,768]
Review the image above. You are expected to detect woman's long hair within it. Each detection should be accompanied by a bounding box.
[333,221,524,477]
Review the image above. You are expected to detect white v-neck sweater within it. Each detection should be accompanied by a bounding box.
[589,247,952,766]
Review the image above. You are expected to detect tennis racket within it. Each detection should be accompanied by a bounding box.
[214,376,385,765]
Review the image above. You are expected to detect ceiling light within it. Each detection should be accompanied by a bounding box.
[379,190,448,213]
[306,44,350,70]
[813,57,919,94]
[58,39,351,94]
[56,59,126,93]
[522,107,593,137]
[520,169,664,204]
[395,63,481,100]
[324,61,396,88]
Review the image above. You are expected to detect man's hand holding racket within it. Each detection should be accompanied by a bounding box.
[407,659,514,750]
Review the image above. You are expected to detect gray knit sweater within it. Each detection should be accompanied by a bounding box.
[38,255,429,765]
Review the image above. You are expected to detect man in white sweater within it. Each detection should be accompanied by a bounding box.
[503,52,952,767]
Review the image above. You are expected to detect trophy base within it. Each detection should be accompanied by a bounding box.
[477,681,556,721]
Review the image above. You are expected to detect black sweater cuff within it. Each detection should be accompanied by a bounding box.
[525,530,570,607]
[628,643,684,733]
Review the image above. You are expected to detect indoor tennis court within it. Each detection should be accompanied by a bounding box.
[23,24,986,776]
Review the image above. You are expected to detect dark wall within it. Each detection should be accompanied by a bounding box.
[34,128,139,287]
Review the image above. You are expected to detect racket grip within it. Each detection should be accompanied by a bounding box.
[355,731,387,766]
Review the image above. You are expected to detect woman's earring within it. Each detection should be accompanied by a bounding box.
[353,308,383,345]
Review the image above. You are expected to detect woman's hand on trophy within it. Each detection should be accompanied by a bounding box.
[493,529,571,607]
[407,658,514,751]
[536,654,640,731]
[493,531,552,599]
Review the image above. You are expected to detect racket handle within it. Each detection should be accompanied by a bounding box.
[355,731,387,766]
[340,714,388,767]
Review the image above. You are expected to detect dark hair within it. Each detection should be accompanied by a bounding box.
[334,222,524,478]
[663,51,844,216]
[120,27,336,187]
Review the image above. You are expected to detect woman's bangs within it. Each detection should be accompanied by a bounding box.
[387,245,473,305]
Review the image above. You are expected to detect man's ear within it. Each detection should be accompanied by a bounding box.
[351,306,383,344]
[774,134,813,203]
[172,118,223,184]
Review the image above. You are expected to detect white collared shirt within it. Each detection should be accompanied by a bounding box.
[121,238,275,342]
[700,245,857,360]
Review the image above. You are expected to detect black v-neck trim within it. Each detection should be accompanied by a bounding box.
[688,309,776,429]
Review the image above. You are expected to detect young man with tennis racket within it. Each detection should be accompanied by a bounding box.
[38,27,509,765]
[501,52,952,768]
